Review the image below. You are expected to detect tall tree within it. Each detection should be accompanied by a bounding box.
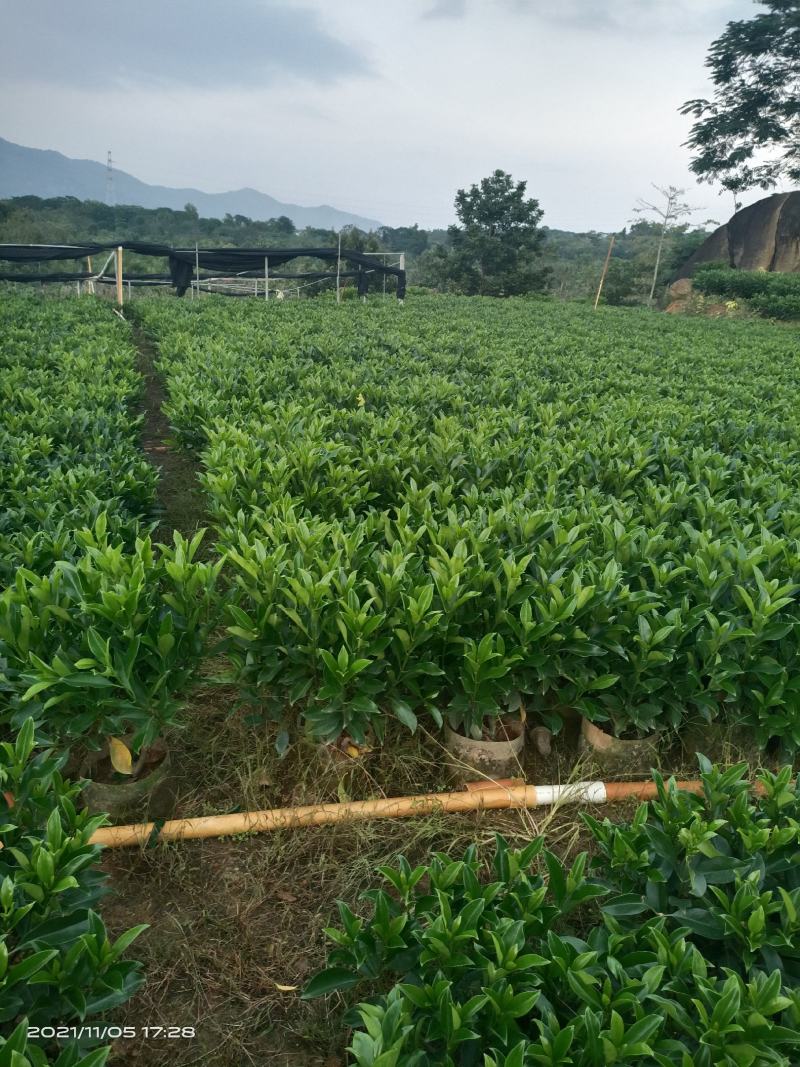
[632,185,700,305]
[437,170,549,296]
[681,1,800,192]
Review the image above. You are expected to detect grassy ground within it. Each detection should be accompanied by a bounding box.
[101,319,770,1066]
[101,680,620,1066]
[102,671,765,1065]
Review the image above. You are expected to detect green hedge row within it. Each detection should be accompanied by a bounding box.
[693,267,800,320]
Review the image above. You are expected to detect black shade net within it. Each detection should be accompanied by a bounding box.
[0,243,406,298]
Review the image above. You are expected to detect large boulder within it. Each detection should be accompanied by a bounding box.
[676,191,800,278]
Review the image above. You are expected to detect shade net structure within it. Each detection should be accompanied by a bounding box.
[0,242,406,298]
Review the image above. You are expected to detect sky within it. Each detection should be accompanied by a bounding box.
[0,0,775,232]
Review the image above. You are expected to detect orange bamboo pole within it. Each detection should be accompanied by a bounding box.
[85,777,763,850]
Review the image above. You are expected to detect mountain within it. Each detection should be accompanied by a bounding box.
[0,137,381,232]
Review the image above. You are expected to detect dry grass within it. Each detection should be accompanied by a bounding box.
[100,677,607,1066]
[102,668,773,1066]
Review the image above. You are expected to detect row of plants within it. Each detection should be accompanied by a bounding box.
[693,266,800,321]
[0,298,208,1060]
[0,297,222,780]
[135,296,800,754]
[305,759,800,1065]
[0,296,158,582]
[0,718,146,1065]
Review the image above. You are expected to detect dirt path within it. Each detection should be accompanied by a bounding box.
[132,322,208,543]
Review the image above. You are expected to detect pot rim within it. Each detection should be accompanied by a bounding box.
[580,716,658,746]
[445,719,525,751]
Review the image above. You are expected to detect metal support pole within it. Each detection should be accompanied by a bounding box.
[194,242,200,301]
[265,258,269,301]
[336,233,342,304]
[86,256,95,295]
[115,246,123,307]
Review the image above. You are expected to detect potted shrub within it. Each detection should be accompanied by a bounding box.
[585,759,800,982]
[443,634,525,782]
[572,606,690,775]
[0,521,223,820]
[501,558,629,758]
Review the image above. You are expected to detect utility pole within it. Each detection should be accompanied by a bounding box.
[594,235,616,310]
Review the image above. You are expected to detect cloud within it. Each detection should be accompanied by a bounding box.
[508,0,750,34]
[421,0,750,35]
[422,0,468,19]
[0,0,372,90]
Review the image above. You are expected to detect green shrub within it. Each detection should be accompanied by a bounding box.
[0,519,223,757]
[749,293,800,321]
[693,267,800,320]
[586,760,800,980]
[0,1021,111,1067]
[0,719,145,1061]
[307,764,800,1064]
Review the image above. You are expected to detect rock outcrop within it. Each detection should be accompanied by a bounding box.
[676,191,800,278]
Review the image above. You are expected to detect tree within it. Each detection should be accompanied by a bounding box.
[680,1,800,192]
[183,202,198,219]
[273,215,296,237]
[600,259,639,306]
[377,224,429,257]
[632,185,700,305]
[436,170,549,296]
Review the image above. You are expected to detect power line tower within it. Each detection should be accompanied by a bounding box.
[105,151,115,206]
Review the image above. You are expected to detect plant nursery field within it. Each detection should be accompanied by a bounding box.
[3,292,800,1066]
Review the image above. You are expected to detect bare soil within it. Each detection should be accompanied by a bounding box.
[132,322,207,543]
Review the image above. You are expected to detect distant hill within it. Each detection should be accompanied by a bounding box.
[0,137,381,232]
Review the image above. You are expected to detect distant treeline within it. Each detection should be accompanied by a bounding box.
[0,195,711,304]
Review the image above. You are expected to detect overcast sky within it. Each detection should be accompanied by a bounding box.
[1,0,774,231]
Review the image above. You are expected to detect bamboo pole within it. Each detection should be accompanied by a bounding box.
[593,234,616,310]
[89,777,735,850]
[86,256,95,295]
[115,246,123,307]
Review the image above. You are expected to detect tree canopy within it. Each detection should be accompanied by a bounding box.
[434,170,549,296]
[681,1,800,192]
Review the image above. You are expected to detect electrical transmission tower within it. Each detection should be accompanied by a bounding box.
[105,151,115,206]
